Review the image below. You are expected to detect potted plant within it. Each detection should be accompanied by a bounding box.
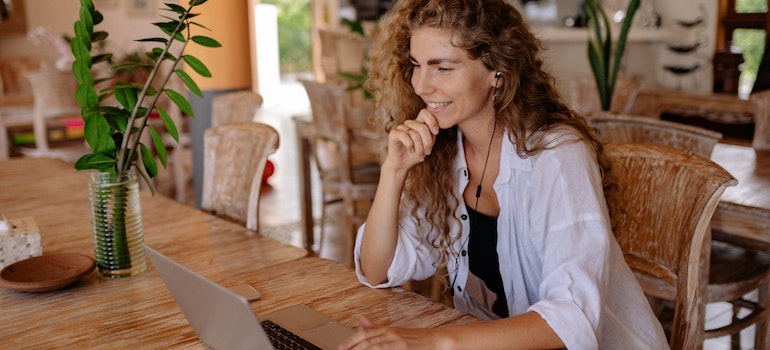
[585,0,639,111]
[71,0,220,277]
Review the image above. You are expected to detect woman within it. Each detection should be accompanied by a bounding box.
[340,0,668,349]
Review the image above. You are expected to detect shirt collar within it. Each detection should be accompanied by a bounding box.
[453,128,531,185]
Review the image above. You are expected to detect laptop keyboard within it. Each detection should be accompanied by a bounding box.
[261,320,322,350]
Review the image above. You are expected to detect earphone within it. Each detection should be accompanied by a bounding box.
[495,72,502,78]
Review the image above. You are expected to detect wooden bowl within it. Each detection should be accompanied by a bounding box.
[0,253,95,292]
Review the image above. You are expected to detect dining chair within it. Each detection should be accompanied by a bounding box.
[605,143,770,349]
[566,76,640,116]
[299,79,380,263]
[19,70,87,162]
[594,115,770,348]
[211,90,263,127]
[0,57,41,95]
[316,27,369,86]
[201,122,279,231]
[588,112,723,157]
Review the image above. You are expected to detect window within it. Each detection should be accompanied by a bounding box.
[718,0,769,97]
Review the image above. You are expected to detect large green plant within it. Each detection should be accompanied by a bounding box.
[71,0,220,190]
[585,0,640,111]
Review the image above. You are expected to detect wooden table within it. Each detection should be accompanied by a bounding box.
[710,143,770,250]
[627,89,770,150]
[0,157,475,348]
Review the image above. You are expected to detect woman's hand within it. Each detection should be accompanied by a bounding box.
[338,315,447,350]
[383,109,440,173]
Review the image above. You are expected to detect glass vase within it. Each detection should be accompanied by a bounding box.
[88,170,146,278]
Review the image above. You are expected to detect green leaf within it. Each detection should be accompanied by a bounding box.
[140,143,158,177]
[165,3,187,14]
[183,55,211,77]
[157,107,179,142]
[92,30,108,42]
[165,88,194,116]
[112,62,153,70]
[191,35,221,48]
[175,69,201,97]
[74,153,116,172]
[137,37,169,44]
[342,18,365,37]
[148,125,167,168]
[83,111,116,154]
[75,84,98,111]
[91,53,112,65]
[113,84,138,111]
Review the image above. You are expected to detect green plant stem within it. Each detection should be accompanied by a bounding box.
[116,9,191,175]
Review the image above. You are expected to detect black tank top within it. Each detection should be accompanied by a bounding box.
[466,204,509,318]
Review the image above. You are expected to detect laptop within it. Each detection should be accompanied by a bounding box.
[144,244,355,350]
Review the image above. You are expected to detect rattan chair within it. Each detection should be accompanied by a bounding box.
[606,142,770,349]
[211,90,263,127]
[299,79,380,263]
[566,76,640,116]
[589,112,723,157]
[201,122,279,231]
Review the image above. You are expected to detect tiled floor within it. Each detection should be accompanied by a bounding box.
[155,74,760,349]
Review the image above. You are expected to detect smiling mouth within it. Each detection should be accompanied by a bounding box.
[426,101,451,109]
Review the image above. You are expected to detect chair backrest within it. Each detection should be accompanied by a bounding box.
[211,90,263,127]
[298,79,353,181]
[589,112,723,158]
[567,76,640,116]
[316,28,368,86]
[604,143,736,349]
[0,57,41,95]
[25,70,81,154]
[201,122,279,231]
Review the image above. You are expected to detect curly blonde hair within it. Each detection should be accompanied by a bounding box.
[366,0,614,267]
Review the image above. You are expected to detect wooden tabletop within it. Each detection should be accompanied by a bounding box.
[710,143,770,249]
[0,157,475,347]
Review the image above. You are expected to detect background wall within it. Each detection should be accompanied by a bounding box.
[0,0,173,69]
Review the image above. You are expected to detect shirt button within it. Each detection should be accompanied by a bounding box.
[461,214,468,220]
[457,286,462,292]
[461,250,467,256]
[463,170,467,176]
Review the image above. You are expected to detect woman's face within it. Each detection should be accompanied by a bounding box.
[410,26,497,131]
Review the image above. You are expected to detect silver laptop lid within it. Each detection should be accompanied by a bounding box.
[144,244,274,350]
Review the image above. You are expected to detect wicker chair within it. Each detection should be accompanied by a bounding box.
[211,90,263,127]
[299,79,380,263]
[605,143,740,348]
[608,144,770,349]
[588,112,723,157]
[566,76,640,116]
[201,122,279,231]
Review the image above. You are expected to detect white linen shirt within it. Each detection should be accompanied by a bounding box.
[353,128,668,349]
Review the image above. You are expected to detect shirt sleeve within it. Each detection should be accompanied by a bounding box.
[524,140,612,349]
[353,205,442,288]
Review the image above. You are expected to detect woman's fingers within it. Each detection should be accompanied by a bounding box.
[384,109,440,171]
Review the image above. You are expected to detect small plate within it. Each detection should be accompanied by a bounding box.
[0,253,95,293]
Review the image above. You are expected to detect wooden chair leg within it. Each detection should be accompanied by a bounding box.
[755,283,770,350]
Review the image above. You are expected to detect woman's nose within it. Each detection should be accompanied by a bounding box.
[411,70,433,96]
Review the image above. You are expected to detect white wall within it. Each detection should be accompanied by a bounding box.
[0,0,175,69]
